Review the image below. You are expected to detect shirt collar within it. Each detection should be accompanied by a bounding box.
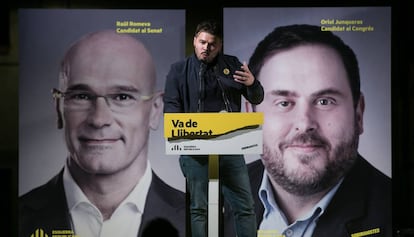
[63,160,152,215]
[259,169,278,217]
[259,169,343,221]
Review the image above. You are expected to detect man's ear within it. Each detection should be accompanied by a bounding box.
[149,91,164,130]
[54,97,63,129]
[193,36,197,49]
[356,93,365,135]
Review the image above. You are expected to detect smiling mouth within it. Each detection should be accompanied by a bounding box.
[79,138,120,145]
[287,144,324,153]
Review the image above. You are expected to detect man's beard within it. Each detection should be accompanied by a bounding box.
[262,122,359,196]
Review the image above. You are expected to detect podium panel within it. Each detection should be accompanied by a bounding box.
[164,112,263,155]
[164,112,263,237]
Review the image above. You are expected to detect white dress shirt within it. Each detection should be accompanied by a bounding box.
[63,161,152,237]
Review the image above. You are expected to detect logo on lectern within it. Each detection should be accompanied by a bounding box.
[171,144,182,151]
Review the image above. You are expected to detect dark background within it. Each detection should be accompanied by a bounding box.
[1,0,412,236]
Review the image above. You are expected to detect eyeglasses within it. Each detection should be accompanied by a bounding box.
[52,88,153,113]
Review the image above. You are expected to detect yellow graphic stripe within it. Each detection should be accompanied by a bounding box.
[257,229,285,237]
[167,124,260,141]
[351,228,380,237]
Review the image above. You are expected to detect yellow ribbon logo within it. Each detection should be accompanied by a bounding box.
[223,68,230,75]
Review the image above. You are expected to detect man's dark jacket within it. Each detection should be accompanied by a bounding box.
[224,155,392,237]
[19,169,185,237]
[163,53,264,113]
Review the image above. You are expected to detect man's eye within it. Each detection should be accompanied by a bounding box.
[112,94,135,101]
[69,93,92,100]
[277,101,291,107]
[316,98,335,106]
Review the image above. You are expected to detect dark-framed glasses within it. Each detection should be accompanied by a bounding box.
[52,88,153,112]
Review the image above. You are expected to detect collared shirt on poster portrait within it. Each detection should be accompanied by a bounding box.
[63,161,152,237]
[258,170,343,237]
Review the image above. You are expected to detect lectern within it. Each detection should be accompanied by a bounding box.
[164,112,263,237]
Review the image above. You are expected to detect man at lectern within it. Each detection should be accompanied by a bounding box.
[164,19,264,237]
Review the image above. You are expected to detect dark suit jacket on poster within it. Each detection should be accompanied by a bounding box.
[224,155,392,237]
[19,169,185,237]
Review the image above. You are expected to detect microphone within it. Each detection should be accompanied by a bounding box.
[198,63,207,112]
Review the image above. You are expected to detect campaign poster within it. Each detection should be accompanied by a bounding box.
[19,9,185,237]
[223,6,391,237]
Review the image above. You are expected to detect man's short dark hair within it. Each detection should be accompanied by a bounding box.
[249,24,361,107]
[194,19,223,39]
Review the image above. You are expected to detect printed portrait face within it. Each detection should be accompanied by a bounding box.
[256,44,365,195]
[58,32,162,176]
[193,31,222,63]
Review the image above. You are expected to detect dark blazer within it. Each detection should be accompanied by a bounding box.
[19,169,185,237]
[224,155,392,237]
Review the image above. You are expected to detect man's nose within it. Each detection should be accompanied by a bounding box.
[205,44,212,52]
[87,97,114,128]
[294,105,318,133]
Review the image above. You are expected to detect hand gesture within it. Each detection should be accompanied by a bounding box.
[233,61,255,86]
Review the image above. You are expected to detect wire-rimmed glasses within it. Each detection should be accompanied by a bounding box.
[52,88,153,113]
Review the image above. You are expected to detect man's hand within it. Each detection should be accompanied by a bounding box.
[233,62,255,86]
